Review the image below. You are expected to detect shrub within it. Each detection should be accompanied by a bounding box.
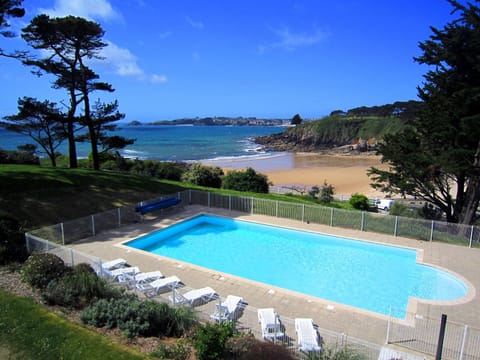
[308,185,320,198]
[0,148,40,165]
[390,202,417,217]
[0,216,28,265]
[150,339,191,360]
[225,332,295,359]
[319,181,335,203]
[21,253,69,289]
[418,203,443,220]
[155,161,186,181]
[319,344,368,360]
[194,322,235,360]
[81,297,198,339]
[222,167,270,193]
[146,301,198,338]
[181,163,224,188]
[42,264,123,309]
[349,193,370,210]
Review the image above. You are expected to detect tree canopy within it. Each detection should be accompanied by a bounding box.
[0,0,25,58]
[369,0,480,224]
[222,167,270,193]
[20,15,126,170]
[1,97,66,167]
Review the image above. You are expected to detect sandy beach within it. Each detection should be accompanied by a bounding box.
[203,152,387,197]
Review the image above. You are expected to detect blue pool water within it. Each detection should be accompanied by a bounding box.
[125,215,467,317]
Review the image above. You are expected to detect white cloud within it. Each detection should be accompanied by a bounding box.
[150,74,168,83]
[39,0,121,20]
[185,16,204,30]
[39,0,167,85]
[99,41,145,78]
[260,26,326,52]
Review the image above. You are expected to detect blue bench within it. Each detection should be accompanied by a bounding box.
[135,197,182,215]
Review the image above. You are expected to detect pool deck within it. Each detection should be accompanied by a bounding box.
[69,205,480,353]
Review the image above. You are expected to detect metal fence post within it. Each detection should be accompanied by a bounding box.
[435,314,448,360]
[302,204,305,222]
[469,226,474,248]
[229,195,231,211]
[330,208,334,226]
[70,248,74,267]
[385,307,392,344]
[61,222,65,245]
[276,201,279,217]
[251,197,254,214]
[117,207,121,227]
[208,192,211,208]
[459,324,468,360]
[430,221,435,242]
[361,211,365,231]
[91,215,96,237]
[394,216,398,237]
[25,234,31,254]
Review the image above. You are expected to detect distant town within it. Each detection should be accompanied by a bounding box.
[128,117,293,127]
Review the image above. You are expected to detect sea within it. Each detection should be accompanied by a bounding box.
[0,125,286,164]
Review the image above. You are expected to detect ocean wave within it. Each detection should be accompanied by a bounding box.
[199,151,289,163]
[121,149,148,159]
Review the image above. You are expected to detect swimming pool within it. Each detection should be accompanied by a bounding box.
[125,214,467,317]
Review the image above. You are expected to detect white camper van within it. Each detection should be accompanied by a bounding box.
[376,199,395,211]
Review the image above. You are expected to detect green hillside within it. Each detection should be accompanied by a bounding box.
[0,165,186,229]
[256,101,421,152]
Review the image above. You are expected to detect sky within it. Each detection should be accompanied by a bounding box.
[0,0,460,122]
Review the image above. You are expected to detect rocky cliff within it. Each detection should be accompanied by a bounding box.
[255,115,405,153]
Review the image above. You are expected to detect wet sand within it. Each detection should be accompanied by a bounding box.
[202,152,387,197]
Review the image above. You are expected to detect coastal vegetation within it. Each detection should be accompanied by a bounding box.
[369,0,480,225]
[151,116,289,126]
[255,102,418,153]
[0,9,134,170]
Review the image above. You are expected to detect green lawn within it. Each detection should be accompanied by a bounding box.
[0,289,148,360]
[0,164,351,230]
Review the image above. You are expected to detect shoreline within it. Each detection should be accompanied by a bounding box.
[201,152,387,197]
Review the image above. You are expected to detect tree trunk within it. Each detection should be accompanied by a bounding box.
[88,123,100,170]
[67,120,77,168]
[458,140,480,225]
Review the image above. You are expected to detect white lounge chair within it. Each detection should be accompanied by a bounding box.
[121,270,164,288]
[169,286,218,307]
[105,266,140,281]
[101,258,127,271]
[295,318,321,352]
[137,275,181,297]
[210,295,244,322]
[258,308,284,340]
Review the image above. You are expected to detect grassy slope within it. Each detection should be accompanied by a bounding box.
[0,164,186,229]
[0,164,351,358]
[1,164,345,230]
[0,289,147,360]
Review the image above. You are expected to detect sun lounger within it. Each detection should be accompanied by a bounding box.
[295,318,321,352]
[105,266,140,281]
[210,295,245,322]
[258,308,284,340]
[136,275,181,297]
[122,270,164,288]
[101,258,127,271]
[169,286,218,307]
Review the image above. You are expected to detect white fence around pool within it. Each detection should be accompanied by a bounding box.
[23,234,382,359]
[24,189,480,359]
[27,189,480,248]
[24,233,480,360]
